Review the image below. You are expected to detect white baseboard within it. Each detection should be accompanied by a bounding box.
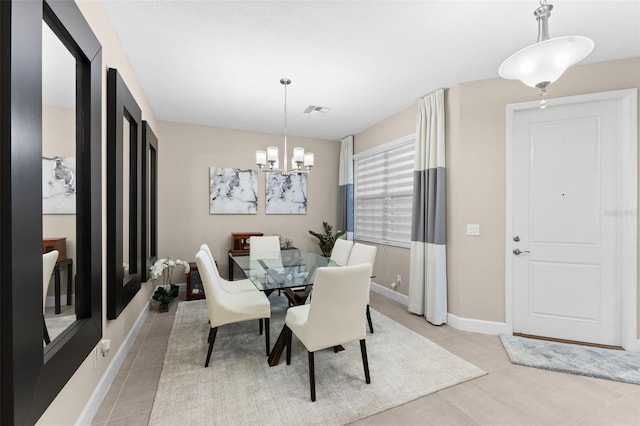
[76,300,151,425]
[371,281,409,307]
[372,285,510,335]
[447,313,512,335]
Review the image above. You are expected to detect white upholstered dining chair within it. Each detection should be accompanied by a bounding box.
[347,243,377,333]
[284,264,372,401]
[42,250,59,345]
[195,250,271,367]
[329,238,353,266]
[200,243,256,293]
[248,235,280,259]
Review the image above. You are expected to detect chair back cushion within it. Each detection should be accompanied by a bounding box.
[346,243,377,275]
[249,236,280,259]
[200,243,223,280]
[329,238,353,266]
[195,250,228,323]
[303,264,371,351]
[200,243,215,265]
[43,250,59,313]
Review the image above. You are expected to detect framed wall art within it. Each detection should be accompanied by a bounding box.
[42,155,76,214]
[210,167,258,214]
[266,172,307,214]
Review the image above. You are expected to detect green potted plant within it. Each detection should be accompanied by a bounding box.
[277,234,294,250]
[309,221,346,257]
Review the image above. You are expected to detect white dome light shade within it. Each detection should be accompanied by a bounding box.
[499,35,594,89]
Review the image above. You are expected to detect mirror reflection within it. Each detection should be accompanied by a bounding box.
[42,21,78,343]
[146,137,157,265]
[123,116,131,283]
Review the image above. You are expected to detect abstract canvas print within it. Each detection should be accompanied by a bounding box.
[209,167,258,214]
[265,172,307,214]
[42,156,76,214]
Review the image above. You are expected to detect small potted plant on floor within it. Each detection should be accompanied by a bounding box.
[309,221,346,257]
[150,258,190,312]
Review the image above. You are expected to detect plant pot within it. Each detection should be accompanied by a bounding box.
[159,301,170,313]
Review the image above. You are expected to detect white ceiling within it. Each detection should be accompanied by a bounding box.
[99,0,640,141]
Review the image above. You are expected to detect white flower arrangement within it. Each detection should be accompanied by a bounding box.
[150,257,190,282]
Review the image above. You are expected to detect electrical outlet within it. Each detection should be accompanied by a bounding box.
[100,339,111,357]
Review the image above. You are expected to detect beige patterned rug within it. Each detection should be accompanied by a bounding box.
[149,296,485,426]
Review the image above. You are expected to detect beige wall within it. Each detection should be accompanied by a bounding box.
[38,1,159,424]
[156,121,341,279]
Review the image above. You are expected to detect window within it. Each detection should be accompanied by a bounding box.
[354,134,415,248]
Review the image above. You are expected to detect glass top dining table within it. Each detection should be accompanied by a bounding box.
[230,249,341,366]
[229,249,337,294]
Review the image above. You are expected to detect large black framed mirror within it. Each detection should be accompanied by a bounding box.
[142,121,158,281]
[107,68,143,320]
[0,1,102,423]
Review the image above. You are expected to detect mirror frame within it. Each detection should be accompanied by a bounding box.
[142,121,158,281]
[0,1,102,423]
[107,67,143,320]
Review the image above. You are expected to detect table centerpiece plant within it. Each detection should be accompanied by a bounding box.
[150,257,190,312]
[309,221,346,257]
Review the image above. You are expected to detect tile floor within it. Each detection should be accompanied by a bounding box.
[92,291,640,425]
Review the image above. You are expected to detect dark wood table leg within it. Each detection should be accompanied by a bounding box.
[228,253,233,280]
[54,263,61,314]
[66,259,73,306]
[282,286,311,306]
[268,324,291,367]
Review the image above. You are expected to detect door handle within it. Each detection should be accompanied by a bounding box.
[513,249,531,255]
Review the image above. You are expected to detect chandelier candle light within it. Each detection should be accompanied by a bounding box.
[256,78,314,175]
[498,0,594,101]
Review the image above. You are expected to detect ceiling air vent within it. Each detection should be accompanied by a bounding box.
[303,105,330,114]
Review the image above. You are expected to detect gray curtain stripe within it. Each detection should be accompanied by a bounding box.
[337,184,354,233]
[411,167,446,245]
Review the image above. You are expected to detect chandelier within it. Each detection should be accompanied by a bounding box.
[256,78,314,175]
[498,0,594,97]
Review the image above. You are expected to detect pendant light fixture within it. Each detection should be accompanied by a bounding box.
[256,78,314,175]
[498,0,594,97]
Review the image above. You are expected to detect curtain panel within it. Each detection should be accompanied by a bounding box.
[408,89,448,325]
[338,135,354,240]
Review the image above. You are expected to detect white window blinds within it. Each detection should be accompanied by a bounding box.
[354,136,415,247]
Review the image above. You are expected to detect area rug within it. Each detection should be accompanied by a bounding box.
[500,334,640,384]
[149,297,486,426]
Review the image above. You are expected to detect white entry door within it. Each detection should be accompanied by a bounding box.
[508,90,637,347]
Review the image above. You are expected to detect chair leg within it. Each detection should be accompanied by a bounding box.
[308,351,316,402]
[264,318,270,356]
[205,327,218,368]
[43,316,51,345]
[285,326,292,365]
[259,318,263,335]
[360,339,371,384]
[366,305,374,333]
[207,327,213,343]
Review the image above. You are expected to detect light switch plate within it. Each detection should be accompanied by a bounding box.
[466,224,480,236]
